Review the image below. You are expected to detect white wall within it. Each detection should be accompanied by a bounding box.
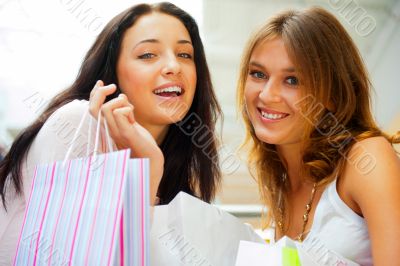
[0,0,399,204]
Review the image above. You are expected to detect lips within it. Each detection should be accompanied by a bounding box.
[153,83,185,98]
[258,108,289,120]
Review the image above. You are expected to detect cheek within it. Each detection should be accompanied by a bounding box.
[190,72,197,92]
[186,64,197,88]
[116,73,147,108]
[243,89,256,123]
[183,66,197,100]
[284,90,303,112]
[244,84,257,109]
[117,65,147,93]
[290,103,309,133]
[118,57,155,80]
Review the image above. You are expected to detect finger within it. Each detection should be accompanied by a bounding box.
[116,94,135,123]
[100,94,130,138]
[89,80,105,103]
[89,83,117,118]
[112,99,135,124]
[101,94,130,112]
[113,106,135,134]
[89,80,104,97]
[101,94,131,124]
[127,105,135,124]
[90,83,117,116]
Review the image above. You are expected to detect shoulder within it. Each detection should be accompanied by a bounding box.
[56,99,88,114]
[46,99,89,127]
[31,100,90,159]
[340,140,400,263]
[39,100,89,138]
[342,136,400,212]
[345,136,399,178]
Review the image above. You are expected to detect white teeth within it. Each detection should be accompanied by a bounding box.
[154,86,182,95]
[261,111,287,120]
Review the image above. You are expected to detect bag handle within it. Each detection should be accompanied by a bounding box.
[63,107,114,167]
[93,109,114,157]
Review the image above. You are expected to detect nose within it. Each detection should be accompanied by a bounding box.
[259,78,282,103]
[161,52,181,76]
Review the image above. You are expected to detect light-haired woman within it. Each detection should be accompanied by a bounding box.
[237,7,400,265]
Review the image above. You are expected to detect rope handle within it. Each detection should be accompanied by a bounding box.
[62,106,114,167]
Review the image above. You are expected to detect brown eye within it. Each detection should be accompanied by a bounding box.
[138,53,156,59]
[178,53,192,59]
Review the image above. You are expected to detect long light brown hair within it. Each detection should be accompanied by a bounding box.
[237,7,400,229]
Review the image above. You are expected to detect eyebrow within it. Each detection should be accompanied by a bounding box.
[249,61,296,72]
[133,38,192,49]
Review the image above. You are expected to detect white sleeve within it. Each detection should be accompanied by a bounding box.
[21,99,115,199]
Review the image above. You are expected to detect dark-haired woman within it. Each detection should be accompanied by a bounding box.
[0,2,221,263]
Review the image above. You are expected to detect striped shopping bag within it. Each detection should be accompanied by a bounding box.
[14,149,149,266]
[14,109,150,266]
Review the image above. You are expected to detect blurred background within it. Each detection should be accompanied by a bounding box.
[1,0,399,227]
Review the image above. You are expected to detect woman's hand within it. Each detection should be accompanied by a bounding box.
[89,80,164,205]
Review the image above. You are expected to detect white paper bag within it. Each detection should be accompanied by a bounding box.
[235,236,360,266]
[235,238,307,266]
[150,192,264,266]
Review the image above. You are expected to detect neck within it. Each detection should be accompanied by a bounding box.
[143,123,170,145]
[276,143,307,192]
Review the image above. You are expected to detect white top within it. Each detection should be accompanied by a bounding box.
[301,179,372,265]
[0,100,106,265]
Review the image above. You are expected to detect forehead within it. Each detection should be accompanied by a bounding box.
[250,38,294,68]
[122,12,191,45]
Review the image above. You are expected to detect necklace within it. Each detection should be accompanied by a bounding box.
[277,175,317,242]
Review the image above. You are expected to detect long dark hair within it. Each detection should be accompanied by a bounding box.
[0,2,221,208]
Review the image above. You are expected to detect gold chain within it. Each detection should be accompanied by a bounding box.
[277,179,317,242]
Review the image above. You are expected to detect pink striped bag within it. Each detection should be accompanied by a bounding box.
[13,109,150,266]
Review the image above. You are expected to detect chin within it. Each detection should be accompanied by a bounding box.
[153,111,186,125]
[156,102,190,120]
[167,108,189,120]
[254,129,280,146]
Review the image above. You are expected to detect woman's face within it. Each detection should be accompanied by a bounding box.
[116,12,197,130]
[244,38,306,147]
